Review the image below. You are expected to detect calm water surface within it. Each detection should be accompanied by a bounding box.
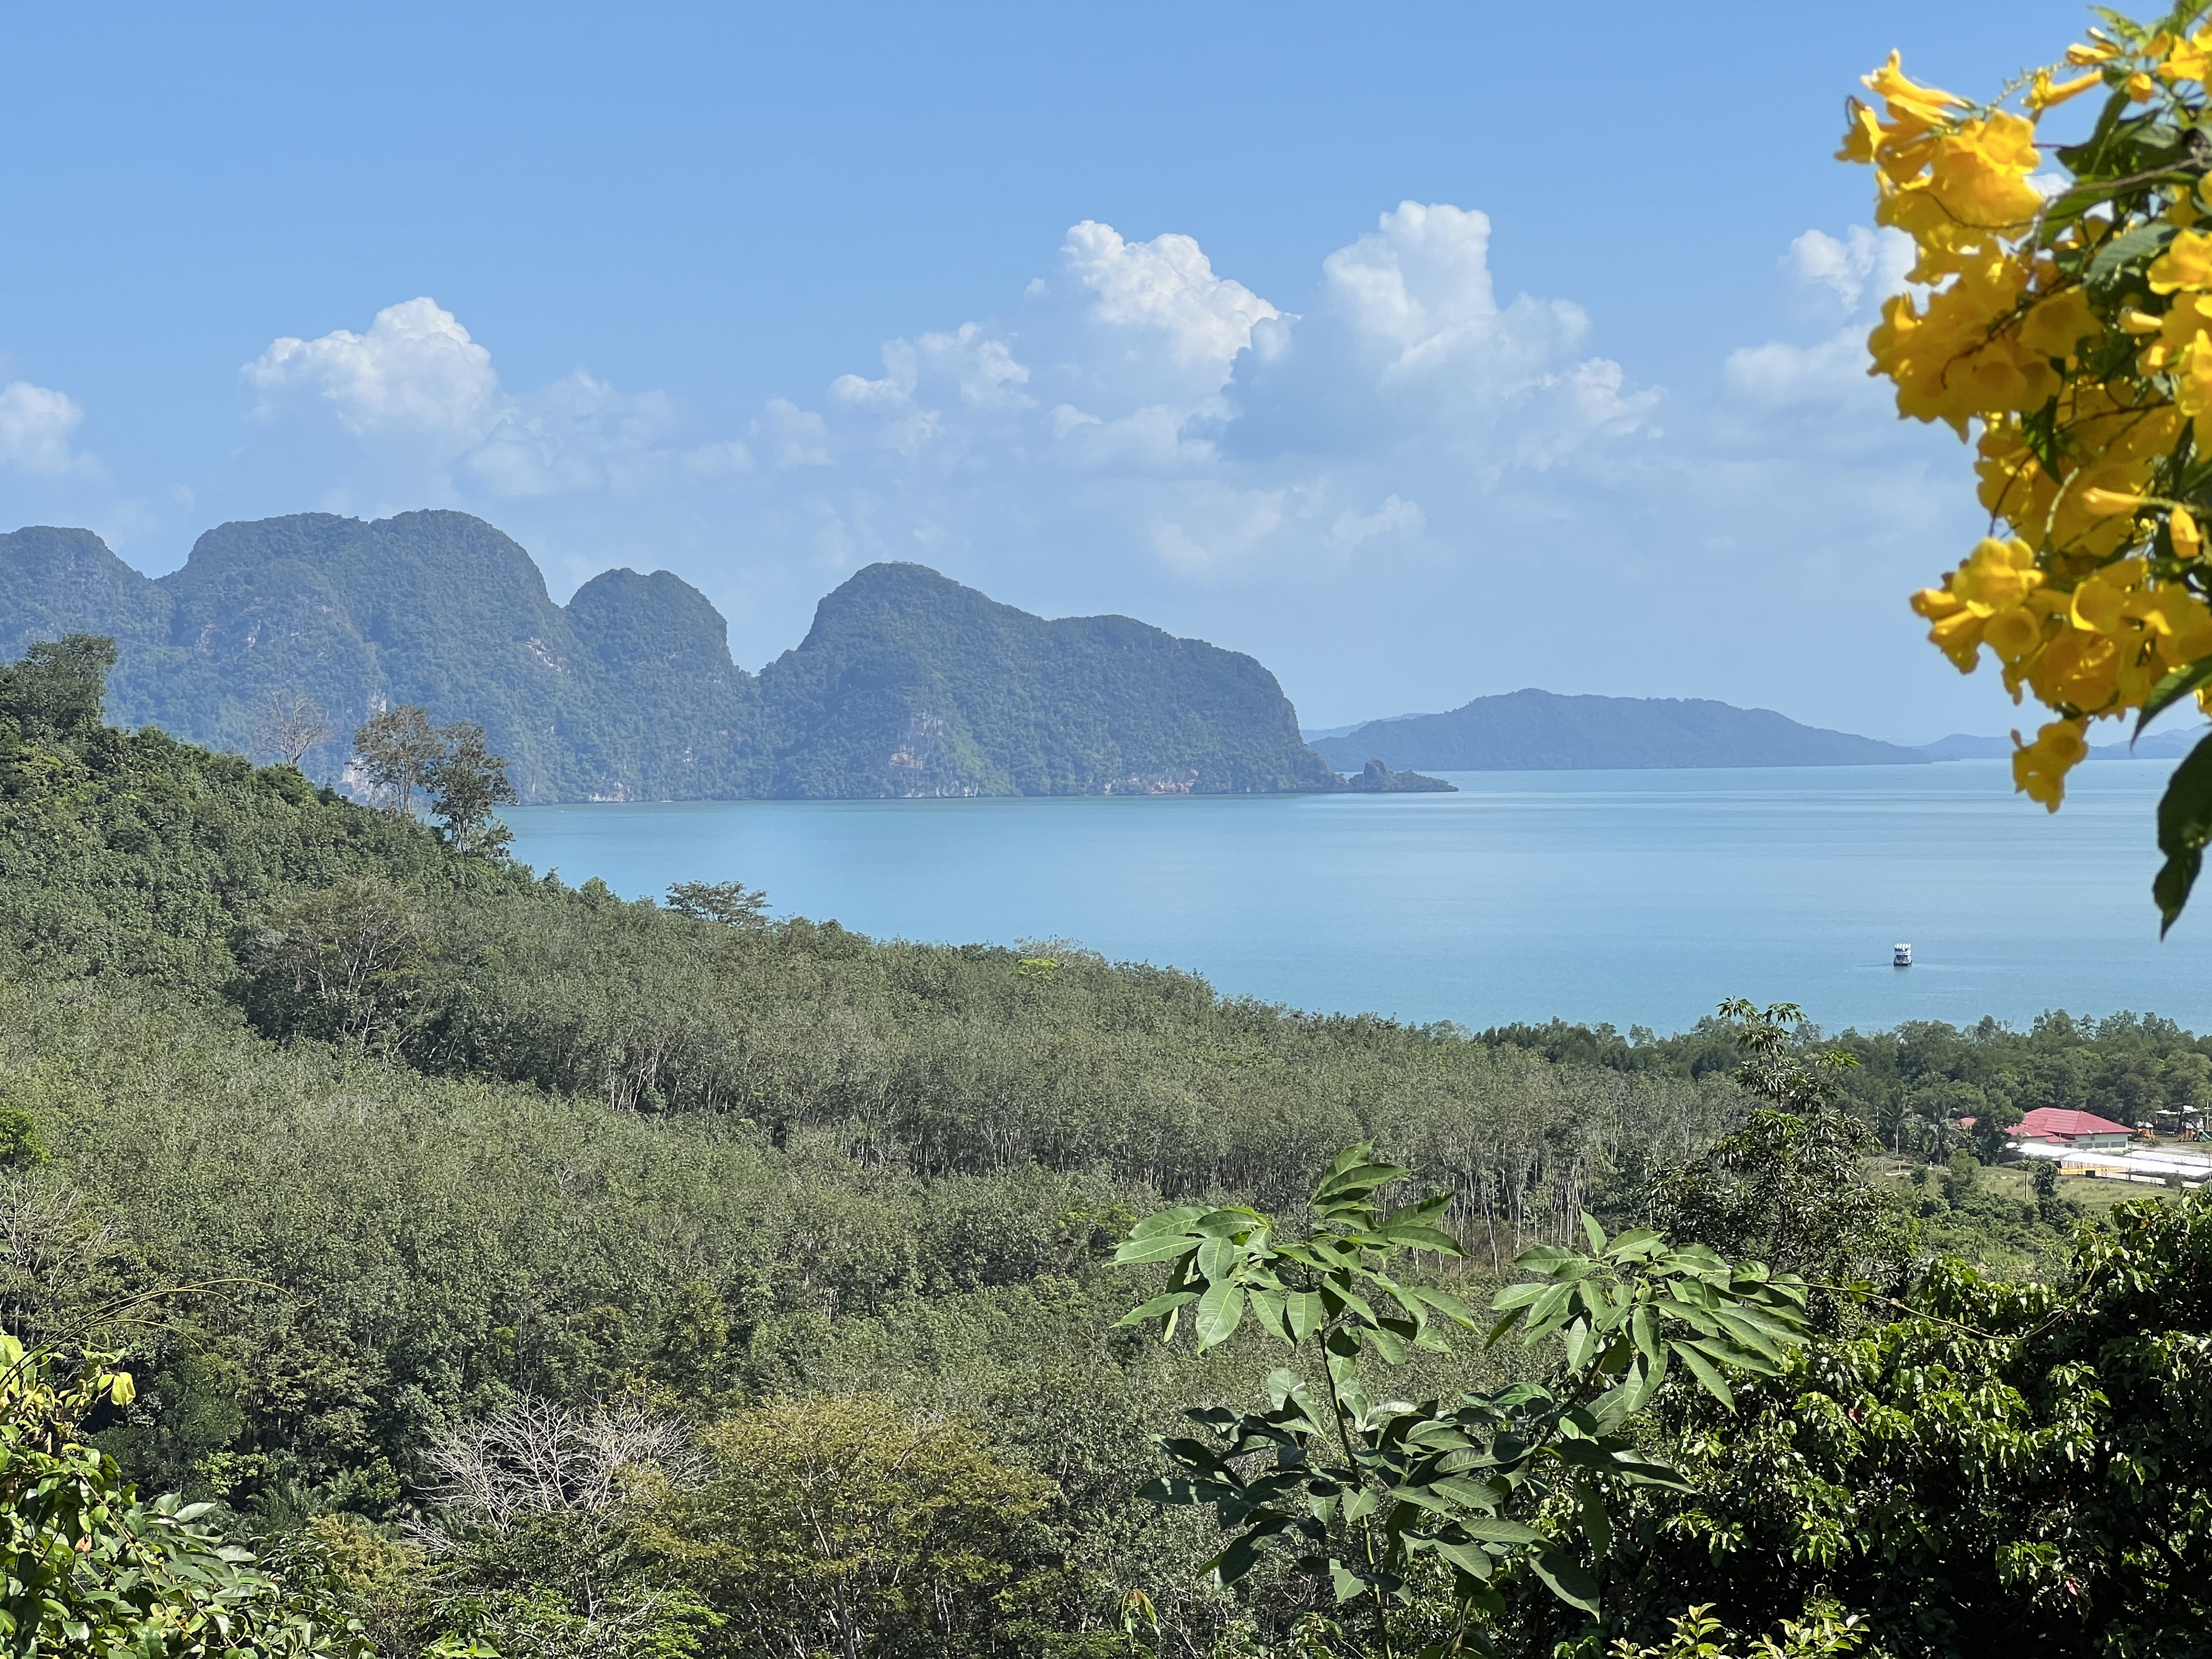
[499,761,2212,1035]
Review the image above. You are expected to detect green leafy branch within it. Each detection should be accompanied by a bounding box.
[1114,1146,1811,1657]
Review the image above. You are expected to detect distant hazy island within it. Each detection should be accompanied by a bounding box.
[1309,687,1929,772]
[1920,728,2212,761]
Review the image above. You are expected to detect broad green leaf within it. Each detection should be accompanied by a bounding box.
[1249,1287,1290,1343]
[1115,1290,1198,1328]
[1656,1297,1721,1338]
[1551,1437,1618,1474]
[1316,1157,1408,1203]
[1431,1538,1495,1579]
[1561,1318,1593,1373]
[1194,1280,1247,1350]
[1386,1282,1432,1329]
[1708,1306,1787,1365]
[1489,1281,1550,1312]
[1525,1281,1574,1325]
[2086,219,2174,286]
[1425,1473,1499,1506]
[1512,1244,1582,1272]
[1457,1516,1544,1545]
[1321,1283,1379,1326]
[1208,1520,1285,1587]
[1663,1242,1730,1275]
[1196,1235,1237,1282]
[1193,1207,1261,1238]
[1527,1546,1601,1614]
[1603,1228,1662,1260]
[1286,1290,1325,1343]
[1330,1560,1366,1604]
[1129,1205,1208,1239]
[1644,1336,1671,1396]
[1675,1342,1735,1411]
[1162,1434,1233,1472]
[1317,1144,1375,1186]
[1580,1212,1606,1253]
[1113,1234,1199,1266]
[1407,1285,1477,1326]
[1609,1452,1691,1491]
[1573,1476,1611,1558]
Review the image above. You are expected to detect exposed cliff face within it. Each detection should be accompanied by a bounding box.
[0,518,1337,802]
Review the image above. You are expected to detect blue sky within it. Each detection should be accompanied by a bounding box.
[0,2,2098,739]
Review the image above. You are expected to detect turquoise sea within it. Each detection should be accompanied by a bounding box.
[499,760,2212,1037]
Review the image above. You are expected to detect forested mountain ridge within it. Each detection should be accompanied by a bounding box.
[753,559,1337,797]
[1311,687,1929,771]
[0,512,759,803]
[0,510,1334,802]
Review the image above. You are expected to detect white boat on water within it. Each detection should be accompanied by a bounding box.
[1893,942,1913,967]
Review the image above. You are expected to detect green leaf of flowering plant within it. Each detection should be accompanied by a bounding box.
[2134,654,2212,739]
[2156,731,2212,934]
[2086,218,2176,287]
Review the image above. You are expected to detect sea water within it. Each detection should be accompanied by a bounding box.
[498,760,2212,1037]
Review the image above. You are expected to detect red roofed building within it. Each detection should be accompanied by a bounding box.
[2012,1107,2135,1149]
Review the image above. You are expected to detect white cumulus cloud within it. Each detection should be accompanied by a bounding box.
[1781,226,1912,315]
[208,208,1986,744]
[1721,226,1916,410]
[1226,202,1656,462]
[244,298,501,450]
[1060,220,1279,372]
[241,298,698,502]
[0,379,96,476]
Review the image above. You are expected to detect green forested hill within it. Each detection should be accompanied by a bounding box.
[0,512,1333,802]
[6,663,2209,1657]
[756,560,1337,796]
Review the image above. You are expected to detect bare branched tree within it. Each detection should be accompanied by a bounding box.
[251,690,331,769]
[412,1396,702,1551]
[0,1170,123,1342]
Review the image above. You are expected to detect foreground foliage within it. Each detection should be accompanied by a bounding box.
[0,1330,361,1656]
[1646,1190,2212,1657]
[4,641,2210,1655]
[1846,3,2212,922]
[1120,1150,1809,1656]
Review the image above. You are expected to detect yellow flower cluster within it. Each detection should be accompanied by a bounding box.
[1847,26,2212,811]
